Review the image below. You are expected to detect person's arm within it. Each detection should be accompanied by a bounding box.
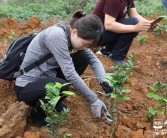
[82,49,114,95]
[104,14,136,33]
[81,49,105,83]
[104,8,151,33]
[128,8,149,22]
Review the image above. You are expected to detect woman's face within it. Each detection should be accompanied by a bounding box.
[71,29,94,51]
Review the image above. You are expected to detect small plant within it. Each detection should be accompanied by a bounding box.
[40,82,75,138]
[104,55,138,135]
[137,35,149,45]
[2,39,8,44]
[7,30,16,42]
[153,26,164,38]
[153,16,167,37]
[146,82,167,119]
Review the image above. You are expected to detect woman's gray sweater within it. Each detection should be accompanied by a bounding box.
[15,22,105,104]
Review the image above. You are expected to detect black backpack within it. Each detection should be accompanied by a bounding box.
[0,34,52,81]
[0,22,71,81]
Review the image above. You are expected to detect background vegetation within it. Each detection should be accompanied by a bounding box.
[0,0,166,20]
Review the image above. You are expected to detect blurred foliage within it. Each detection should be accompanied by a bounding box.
[135,0,166,16]
[0,0,98,20]
[137,35,149,45]
[0,0,166,20]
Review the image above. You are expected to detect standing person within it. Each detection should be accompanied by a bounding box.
[162,0,167,11]
[15,10,113,126]
[93,0,152,65]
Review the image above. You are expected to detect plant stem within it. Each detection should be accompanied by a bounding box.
[111,98,118,136]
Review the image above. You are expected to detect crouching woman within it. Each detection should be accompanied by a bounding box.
[15,10,113,125]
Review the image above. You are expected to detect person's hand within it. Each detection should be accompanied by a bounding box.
[148,22,157,32]
[135,21,151,32]
[148,16,165,32]
[101,81,114,96]
[91,99,108,118]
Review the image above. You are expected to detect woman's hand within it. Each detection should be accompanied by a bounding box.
[100,81,114,96]
[91,99,109,118]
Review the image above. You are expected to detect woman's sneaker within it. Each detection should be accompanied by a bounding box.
[29,107,47,127]
[55,102,67,112]
[30,102,67,127]
[96,46,111,56]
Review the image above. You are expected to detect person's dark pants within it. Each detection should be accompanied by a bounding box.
[15,51,89,122]
[101,17,139,60]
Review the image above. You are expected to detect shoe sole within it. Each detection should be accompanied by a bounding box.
[96,51,102,55]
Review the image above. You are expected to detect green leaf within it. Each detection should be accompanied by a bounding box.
[45,95,51,100]
[159,109,165,115]
[62,91,76,97]
[48,131,55,136]
[40,100,47,111]
[147,93,162,100]
[61,108,70,114]
[112,79,120,83]
[157,99,166,104]
[148,107,157,118]
[63,82,71,87]
[45,82,59,96]
[121,89,131,93]
[117,95,130,100]
[45,82,55,90]
[114,85,122,92]
[111,93,117,98]
[149,82,167,92]
[49,96,61,107]
[39,99,44,105]
[163,98,167,103]
[64,133,72,138]
[53,114,59,118]
[55,82,63,89]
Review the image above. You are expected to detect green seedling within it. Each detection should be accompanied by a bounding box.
[2,39,8,44]
[153,16,167,37]
[104,55,138,135]
[146,82,167,119]
[7,30,16,42]
[40,82,75,138]
[161,16,167,29]
[153,26,164,38]
[63,133,72,138]
[137,35,149,45]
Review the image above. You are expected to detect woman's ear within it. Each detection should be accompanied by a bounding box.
[71,29,78,37]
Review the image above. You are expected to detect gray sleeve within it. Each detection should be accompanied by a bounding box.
[45,28,98,104]
[82,49,105,83]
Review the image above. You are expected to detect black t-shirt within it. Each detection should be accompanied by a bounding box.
[93,0,135,23]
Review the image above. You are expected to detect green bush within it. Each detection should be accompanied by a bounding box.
[0,0,166,20]
[137,35,149,45]
[0,0,97,20]
[135,0,166,16]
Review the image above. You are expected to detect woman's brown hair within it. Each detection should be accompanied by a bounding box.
[70,10,103,47]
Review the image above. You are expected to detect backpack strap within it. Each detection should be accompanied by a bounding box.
[56,22,72,51]
[14,53,52,78]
